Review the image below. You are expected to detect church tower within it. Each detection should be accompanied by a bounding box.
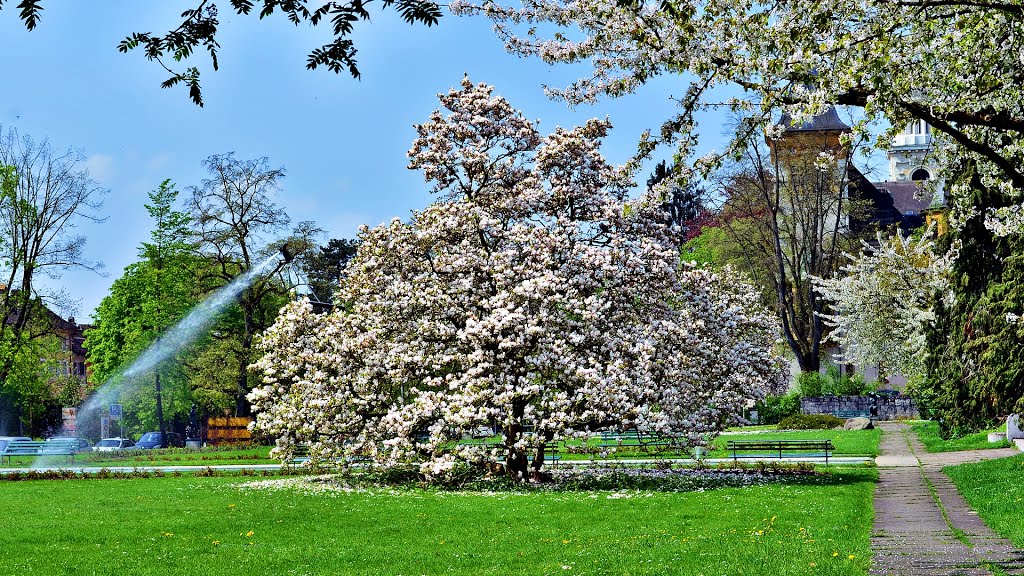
[888,119,938,182]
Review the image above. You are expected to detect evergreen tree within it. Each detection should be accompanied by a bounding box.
[922,168,1024,435]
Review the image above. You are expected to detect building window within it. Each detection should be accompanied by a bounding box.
[911,168,930,181]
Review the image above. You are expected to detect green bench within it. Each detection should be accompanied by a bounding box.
[284,444,372,468]
[598,430,677,452]
[834,410,870,418]
[1,439,78,465]
[726,439,833,464]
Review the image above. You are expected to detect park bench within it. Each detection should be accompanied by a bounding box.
[598,430,677,452]
[835,410,870,419]
[285,444,372,468]
[726,439,833,464]
[0,439,78,465]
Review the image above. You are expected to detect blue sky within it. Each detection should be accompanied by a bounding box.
[1,2,738,318]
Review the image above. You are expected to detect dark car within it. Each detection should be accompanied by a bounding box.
[136,432,184,449]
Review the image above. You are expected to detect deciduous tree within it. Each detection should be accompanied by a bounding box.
[248,79,784,480]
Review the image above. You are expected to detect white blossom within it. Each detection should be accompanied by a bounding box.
[249,79,785,480]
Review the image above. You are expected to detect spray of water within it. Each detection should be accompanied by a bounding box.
[29,253,283,468]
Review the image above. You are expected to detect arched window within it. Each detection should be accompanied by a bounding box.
[911,168,930,181]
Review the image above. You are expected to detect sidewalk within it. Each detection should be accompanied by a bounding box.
[871,422,1024,575]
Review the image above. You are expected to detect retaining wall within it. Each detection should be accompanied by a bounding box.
[801,395,919,420]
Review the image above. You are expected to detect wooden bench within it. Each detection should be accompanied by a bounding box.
[727,440,833,464]
[1,439,78,465]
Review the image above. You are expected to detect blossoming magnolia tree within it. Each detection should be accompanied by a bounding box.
[249,78,784,479]
[813,228,955,381]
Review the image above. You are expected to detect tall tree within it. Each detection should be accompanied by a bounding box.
[85,180,201,437]
[303,238,360,306]
[3,1,443,106]
[0,128,105,430]
[714,120,868,373]
[249,79,784,480]
[188,153,319,415]
[923,168,1024,434]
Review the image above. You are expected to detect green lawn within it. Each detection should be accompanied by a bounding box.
[910,421,1011,453]
[558,428,881,460]
[0,469,876,575]
[0,446,276,468]
[945,454,1024,548]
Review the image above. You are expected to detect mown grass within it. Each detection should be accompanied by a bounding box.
[945,453,1024,547]
[557,428,881,460]
[0,468,876,575]
[911,421,1011,453]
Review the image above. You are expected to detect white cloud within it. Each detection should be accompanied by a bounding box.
[83,154,114,185]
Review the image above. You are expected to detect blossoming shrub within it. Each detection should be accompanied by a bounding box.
[249,78,785,479]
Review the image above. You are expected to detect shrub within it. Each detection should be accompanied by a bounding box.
[754,392,801,424]
[778,414,845,430]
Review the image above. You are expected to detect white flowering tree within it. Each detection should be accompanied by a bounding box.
[249,78,784,479]
[451,0,1024,236]
[814,228,955,381]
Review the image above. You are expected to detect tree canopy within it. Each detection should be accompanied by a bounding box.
[248,78,785,480]
[2,0,443,106]
[455,0,1024,237]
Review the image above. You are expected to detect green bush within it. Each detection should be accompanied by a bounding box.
[796,367,877,397]
[753,392,801,425]
[778,414,845,430]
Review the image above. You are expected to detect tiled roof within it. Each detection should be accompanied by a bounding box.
[873,181,937,213]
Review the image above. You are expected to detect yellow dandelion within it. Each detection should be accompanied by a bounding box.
[246,530,254,538]
[848,554,856,559]
[212,540,221,546]
[832,552,839,557]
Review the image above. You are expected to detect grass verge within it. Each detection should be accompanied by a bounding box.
[945,453,1024,547]
[0,468,876,575]
[911,421,1011,453]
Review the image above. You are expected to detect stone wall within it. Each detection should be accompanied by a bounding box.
[801,395,919,420]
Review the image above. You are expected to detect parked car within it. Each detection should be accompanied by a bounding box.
[0,436,31,452]
[93,437,136,452]
[45,437,93,453]
[135,432,184,449]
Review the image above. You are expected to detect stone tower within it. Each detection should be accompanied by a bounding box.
[888,119,937,182]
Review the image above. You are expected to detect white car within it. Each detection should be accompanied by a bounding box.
[93,437,136,452]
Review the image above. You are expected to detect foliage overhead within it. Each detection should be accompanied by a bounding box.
[248,78,785,480]
[2,0,443,106]
[453,0,1024,237]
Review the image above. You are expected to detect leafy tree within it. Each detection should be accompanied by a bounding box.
[0,129,105,433]
[85,180,201,437]
[713,122,868,373]
[248,79,785,480]
[303,238,360,306]
[187,153,320,415]
[3,0,443,106]
[459,0,1024,237]
[814,227,954,383]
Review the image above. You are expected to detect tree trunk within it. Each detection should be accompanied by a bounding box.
[155,371,167,448]
[504,400,529,479]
